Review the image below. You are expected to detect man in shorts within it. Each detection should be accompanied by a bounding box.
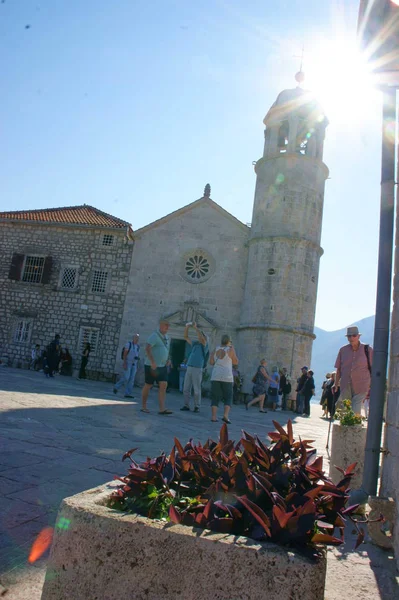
[141,319,173,415]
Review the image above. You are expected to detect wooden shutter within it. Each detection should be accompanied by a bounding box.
[8,253,24,281]
[41,256,53,284]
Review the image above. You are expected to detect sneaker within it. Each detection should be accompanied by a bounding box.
[180,406,190,411]
[194,407,200,413]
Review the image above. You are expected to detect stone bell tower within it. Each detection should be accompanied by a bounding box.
[238,74,329,387]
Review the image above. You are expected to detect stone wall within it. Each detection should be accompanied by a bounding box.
[382,255,399,567]
[117,201,249,378]
[0,221,133,380]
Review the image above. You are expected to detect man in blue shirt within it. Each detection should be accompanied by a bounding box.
[180,322,209,413]
[141,319,172,415]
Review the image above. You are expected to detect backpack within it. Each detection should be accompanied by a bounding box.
[364,344,371,374]
[121,341,132,360]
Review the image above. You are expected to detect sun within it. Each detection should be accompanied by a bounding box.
[303,34,380,126]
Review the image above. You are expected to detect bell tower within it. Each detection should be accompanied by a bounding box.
[238,74,329,385]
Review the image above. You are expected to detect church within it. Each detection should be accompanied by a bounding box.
[118,76,329,391]
[0,76,329,390]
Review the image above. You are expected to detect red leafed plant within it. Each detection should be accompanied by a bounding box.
[108,420,375,553]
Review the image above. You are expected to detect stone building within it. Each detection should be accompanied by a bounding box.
[0,205,134,379]
[118,79,329,391]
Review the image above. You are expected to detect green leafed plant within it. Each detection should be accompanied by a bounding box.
[109,420,380,554]
[335,399,366,426]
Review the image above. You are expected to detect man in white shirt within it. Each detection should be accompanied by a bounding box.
[113,334,140,398]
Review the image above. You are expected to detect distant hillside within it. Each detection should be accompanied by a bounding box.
[311,315,375,396]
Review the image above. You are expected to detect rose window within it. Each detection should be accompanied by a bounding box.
[185,255,210,280]
[181,249,214,284]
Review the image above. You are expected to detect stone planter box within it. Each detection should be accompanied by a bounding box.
[41,483,327,600]
[329,423,367,489]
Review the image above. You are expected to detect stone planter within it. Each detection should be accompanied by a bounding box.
[41,484,327,600]
[329,423,367,489]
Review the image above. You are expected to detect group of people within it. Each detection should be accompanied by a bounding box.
[246,361,291,413]
[114,319,296,423]
[30,335,90,379]
[112,320,373,424]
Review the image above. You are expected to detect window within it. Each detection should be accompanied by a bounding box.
[79,327,100,356]
[277,120,289,153]
[22,256,45,283]
[8,254,52,283]
[14,319,33,343]
[60,267,78,290]
[102,234,114,246]
[91,270,108,293]
[181,249,214,284]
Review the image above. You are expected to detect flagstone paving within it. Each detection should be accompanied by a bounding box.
[0,367,397,599]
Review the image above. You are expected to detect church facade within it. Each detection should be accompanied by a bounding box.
[118,82,329,390]
[0,80,329,390]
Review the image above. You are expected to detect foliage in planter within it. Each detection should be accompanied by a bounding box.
[109,420,368,553]
[335,399,366,426]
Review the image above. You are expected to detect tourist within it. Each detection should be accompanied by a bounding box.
[46,334,61,378]
[30,344,41,371]
[78,344,90,379]
[113,334,140,398]
[295,366,308,414]
[210,334,238,424]
[141,320,172,415]
[59,348,73,376]
[178,358,187,393]
[180,322,209,412]
[279,367,291,410]
[246,358,270,413]
[233,367,243,404]
[320,373,331,418]
[302,369,315,417]
[324,372,339,418]
[267,366,280,411]
[334,325,373,415]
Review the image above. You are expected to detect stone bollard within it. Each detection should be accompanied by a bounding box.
[367,496,396,550]
[329,423,367,489]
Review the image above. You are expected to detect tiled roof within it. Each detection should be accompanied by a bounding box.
[0,204,132,231]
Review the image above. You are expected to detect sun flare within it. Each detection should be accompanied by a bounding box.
[304,35,380,126]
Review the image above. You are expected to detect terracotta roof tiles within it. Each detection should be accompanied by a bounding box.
[0,204,132,232]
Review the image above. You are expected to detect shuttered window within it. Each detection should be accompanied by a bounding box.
[8,254,53,284]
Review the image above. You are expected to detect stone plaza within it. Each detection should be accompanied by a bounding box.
[0,367,397,599]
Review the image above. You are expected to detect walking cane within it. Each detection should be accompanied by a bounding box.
[326,416,333,450]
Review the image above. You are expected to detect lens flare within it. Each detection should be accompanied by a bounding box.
[28,527,54,563]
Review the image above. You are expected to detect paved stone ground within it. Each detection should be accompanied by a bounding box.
[0,367,397,599]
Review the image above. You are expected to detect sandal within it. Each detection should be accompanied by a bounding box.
[140,408,150,413]
[211,419,218,422]
[259,409,267,413]
[158,409,173,415]
[222,417,231,424]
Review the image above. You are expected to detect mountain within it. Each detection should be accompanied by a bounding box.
[311,315,375,396]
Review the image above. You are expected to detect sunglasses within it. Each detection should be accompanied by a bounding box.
[347,334,358,338]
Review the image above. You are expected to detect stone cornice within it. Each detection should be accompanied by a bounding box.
[247,235,324,256]
[237,323,316,340]
[255,154,329,180]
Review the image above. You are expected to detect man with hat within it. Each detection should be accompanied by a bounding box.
[334,325,373,414]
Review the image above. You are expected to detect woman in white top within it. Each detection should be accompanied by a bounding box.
[209,334,238,424]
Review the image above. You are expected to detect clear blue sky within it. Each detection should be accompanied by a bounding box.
[1,1,384,331]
